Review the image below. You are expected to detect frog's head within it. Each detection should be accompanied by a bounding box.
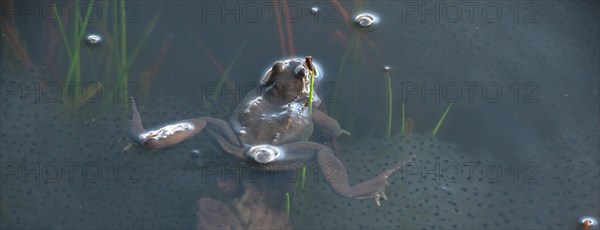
[260,57,322,106]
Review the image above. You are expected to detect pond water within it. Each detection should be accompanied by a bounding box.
[1,1,599,229]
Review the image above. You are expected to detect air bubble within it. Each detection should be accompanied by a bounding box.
[311,6,319,14]
[354,13,378,28]
[84,34,102,47]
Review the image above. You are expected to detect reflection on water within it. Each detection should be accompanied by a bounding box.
[1,0,599,229]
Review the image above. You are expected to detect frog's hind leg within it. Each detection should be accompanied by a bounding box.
[277,142,413,206]
[129,97,241,150]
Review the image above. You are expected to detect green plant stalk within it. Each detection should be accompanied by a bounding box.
[331,35,355,115]
[401,102,406,134]
[102,1,108,28]
[77,0,95,96]
[53,5,72,59]
[284,192,291,218]
[119,0,128,101]
[299,165,306,190]
[112,0,120,65]
[432,103,454,137]
[349,32,361,133]
[52,3,72,89]
[120,0,126,67]
[385,69,392,138]
[78,0,95,38]
[72,0,80,93]
[210,40,246,106]
[293,165,306,195]
[122,11,161,72]
[61,1,95,98]
[307,68,315,113]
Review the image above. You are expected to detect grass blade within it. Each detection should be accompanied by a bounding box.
[432,103,453,137]
[401,102,406,134]
[384,67,392,138]
[123,10,161,72]
[284,192,291,218]
[210,40,246,106]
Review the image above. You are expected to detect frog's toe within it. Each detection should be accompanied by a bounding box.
[373,189,388,206]
[341,129,351,136]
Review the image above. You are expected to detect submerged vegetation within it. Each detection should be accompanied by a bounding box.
[432,103,454,137]
[2,0,162,109]
[384,66,392,138]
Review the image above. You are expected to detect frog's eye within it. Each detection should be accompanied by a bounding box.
[261,62,285,87]
[272,61,285,75]
[295,66,307,78]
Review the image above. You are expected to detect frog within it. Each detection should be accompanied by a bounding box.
[129,56,412,206]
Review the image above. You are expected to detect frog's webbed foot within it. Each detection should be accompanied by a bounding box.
[129,97,241,151]
[368,158,414,206]
[373,189,387,206]
[274,142,414,206]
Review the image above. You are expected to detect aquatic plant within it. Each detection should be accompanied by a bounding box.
[110,2,160,103]
[384,67,393,138]
[294,165,307,195]
[0,14,33,69]
[284,192,291,218]
[46,0,160,105]
[53,0,95,98]
[431,103,453,137]
[206,40,246,107]
[306,56,316,112]
[401,103,406,135]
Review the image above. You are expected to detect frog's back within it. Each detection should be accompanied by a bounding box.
[230,93,313,146]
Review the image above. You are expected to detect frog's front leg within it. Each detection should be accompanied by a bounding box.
[311,110,350,140]
[130,97,241,150]
[255,142,413,206]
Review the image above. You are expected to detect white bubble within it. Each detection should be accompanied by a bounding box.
[85,34,102,47]
[311,6,319,14]
[354,13,379,28]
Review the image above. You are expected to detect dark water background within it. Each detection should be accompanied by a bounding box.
[1,1,599,229]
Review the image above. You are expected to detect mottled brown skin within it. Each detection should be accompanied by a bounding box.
[130,57,412,205]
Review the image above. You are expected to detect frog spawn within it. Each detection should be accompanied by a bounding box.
[290,132,599,229]
[1,63,235,228]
